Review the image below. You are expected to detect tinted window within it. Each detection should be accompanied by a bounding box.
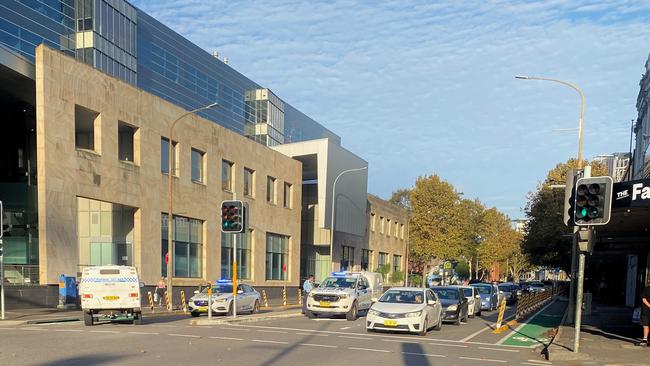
[379,290,425,304]
[320,277,356,289]
[432,288,459,300]
[473,285,492,294]
[462,288,473,297]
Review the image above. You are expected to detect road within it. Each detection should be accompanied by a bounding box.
[0,305,554,366]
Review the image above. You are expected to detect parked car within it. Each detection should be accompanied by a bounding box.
[366,287,443,336]
[471,283,499,311]
[188,280,261,317]
[457,285,481,317]
[498,283,518,304]
[431,286,469,325]
[527,281,547,293]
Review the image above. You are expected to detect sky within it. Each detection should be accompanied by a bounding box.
[132,0,650,219]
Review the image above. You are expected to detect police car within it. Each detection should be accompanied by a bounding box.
[188,280,261,317]
[305,271,377,321]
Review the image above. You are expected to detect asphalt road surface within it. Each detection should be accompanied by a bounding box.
[0,306,554,366]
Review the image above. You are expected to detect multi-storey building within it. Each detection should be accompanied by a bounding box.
[634,54,650,179]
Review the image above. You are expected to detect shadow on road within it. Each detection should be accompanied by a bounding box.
[35,354,128,366]
[401,342,432,366]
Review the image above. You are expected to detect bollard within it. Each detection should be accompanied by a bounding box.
[262,290,269,308]
[165,291,171,311]
[147,291,154,311]
[298,288,303,305]
[180,290,187,313]
[282,287,287,306]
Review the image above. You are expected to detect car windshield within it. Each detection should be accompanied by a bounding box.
[432,288,459,300]
[462,288,474,297]
[499,285,511,291]
[378,290,425,304]
[320,277,356,289]
[201,284,233,294]
[530,283,544,288]
[474,285,492,294]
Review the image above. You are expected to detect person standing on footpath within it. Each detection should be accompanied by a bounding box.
[302,275,314,314]
[156,277,167,307]
[639,279,650,347]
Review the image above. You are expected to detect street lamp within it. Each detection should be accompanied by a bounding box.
[515,75,586,353]
[329,166,368,272]
[514,75,585,169]
[167,102,218,311]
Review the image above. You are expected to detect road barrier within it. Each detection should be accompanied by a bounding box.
[147,291,154,311]
[515,290,552,320]
[165,291,171,310]
[495,298,507,328]
[282,287,287,306]
[298,288,303,305]
[261,290,269,308]
[180,290,187,313]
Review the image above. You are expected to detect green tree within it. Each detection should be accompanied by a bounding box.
[458,198,486,279]
[523,159,608,273]
[455,259,470,280]
[389,188,411,210]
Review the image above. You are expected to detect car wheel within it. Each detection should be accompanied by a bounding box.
[226,303,234,316]
[305,309,316,319]
[346,302,358,321]
[454,312,461,326]
[477,308,482,317]
[433,315,442,331]
[83,311,94,326]
[190,311,200,317]
[251,300,260,314]
[418,316,428,336]
[133,311,142,325]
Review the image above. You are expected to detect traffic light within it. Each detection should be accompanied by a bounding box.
[221,200,246,233]
[563,169,581,226]
[573,176,613,226]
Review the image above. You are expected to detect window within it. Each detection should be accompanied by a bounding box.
[118,121,137,163]
[266,233,288,280]
[393,255,402,273]
[361,249,373,271]
[75,104,99,151]
[370,213,376,231]
[283,182,292,208]
[221,230,252,280]
[394,221,399,238]
[380,217,385,234]
[222,160,233,191]
[244,168,255,197]
[191,148,205,183]
[379,252,389,267]
[161,137,178,175]
[387,219,391,236]
[341,246,354,271]
[400,224,405,239]
[266,176,276,204]
[161,214,203,278]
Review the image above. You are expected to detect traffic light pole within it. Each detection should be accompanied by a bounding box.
[232,193,238,319]
[573,165,590,353]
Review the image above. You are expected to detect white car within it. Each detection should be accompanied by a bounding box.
[457,285,481,317]
[306,272,374,320]
[366,287,443,336]
[188,281,261,317]
[79,265,143,326]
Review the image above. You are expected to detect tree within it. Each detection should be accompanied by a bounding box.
[455,259,470,280]
[476,208,513,272]
[458,198,486,279]
[389,188,411,210]
[523,159,608,273]
[409,174,465,285]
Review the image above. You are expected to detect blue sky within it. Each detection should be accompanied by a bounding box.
[132,0,650,219]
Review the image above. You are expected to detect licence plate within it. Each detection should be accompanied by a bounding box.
[383,320,398,327]
[103,295,119,301]
[198,306,207,311]
[319,301,331,307]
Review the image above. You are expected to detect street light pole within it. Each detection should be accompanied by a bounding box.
[329,166,368,272]
[167,102,218,311]
[515,75,586,352]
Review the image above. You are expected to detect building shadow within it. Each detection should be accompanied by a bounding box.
[401,342,432,366]
[36,354,128,366]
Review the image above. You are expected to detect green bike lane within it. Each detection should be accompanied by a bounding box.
[498,299,567,348]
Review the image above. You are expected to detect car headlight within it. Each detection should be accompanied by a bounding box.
[405,311,422,318]
[368,309,380,316]
[447,304,458,312]
[216,298,228,303]
[338,294,348,299]
[308,292,315,298]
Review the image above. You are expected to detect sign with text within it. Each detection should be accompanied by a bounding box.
[612,178,650,209]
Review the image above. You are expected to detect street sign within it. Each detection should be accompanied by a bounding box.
[444,261,452,270]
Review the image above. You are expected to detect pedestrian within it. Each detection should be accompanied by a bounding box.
[638,279,650,347]
[302,275,314,314]
[156,277,167,307]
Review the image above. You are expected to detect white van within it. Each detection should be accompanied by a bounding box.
[79,265,143,326]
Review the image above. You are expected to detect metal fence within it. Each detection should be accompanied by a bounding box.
[3,264,40,286]
[515,290,552,320]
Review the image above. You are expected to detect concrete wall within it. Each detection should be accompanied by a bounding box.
[35,45,302,287]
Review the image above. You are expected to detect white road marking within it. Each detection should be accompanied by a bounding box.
[459,314,515,342]
[429,342,468,348]
[128,331,160,335]
[90,330,120,334]
[382,339,420,344]
[20,327,47,331]
[312,318,346,322]
[221,327,250,331]
[402,351,446,358]
[252,339,288,344]
[340,326,351,330]
[208,336,244,341]
[348,347,391,353]
[54,329,83,332]
[479,346,520,353]
[526,360,552,365]
[0,327,16,330]
[296,332,328,337]
[459,356,507,363]
[338,335,371,340]
[523,363,551,366]
[256,329,288,334]
[298,343,337,348]
[168,333,201,338]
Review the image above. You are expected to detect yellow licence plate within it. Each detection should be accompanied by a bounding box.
[103,295,119,301]
[198,306,207,311]
[319,301,331,307]
[383,320,398,327]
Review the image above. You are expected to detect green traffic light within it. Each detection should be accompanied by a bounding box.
[581,208,587,217]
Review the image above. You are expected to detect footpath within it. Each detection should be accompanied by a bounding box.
[546,304,647,366]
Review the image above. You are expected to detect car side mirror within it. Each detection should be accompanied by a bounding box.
[139,282,145,288]
[427,300,435,305]
[193,290,199,294]
[237,289,244,294]
[476,295,481,299]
